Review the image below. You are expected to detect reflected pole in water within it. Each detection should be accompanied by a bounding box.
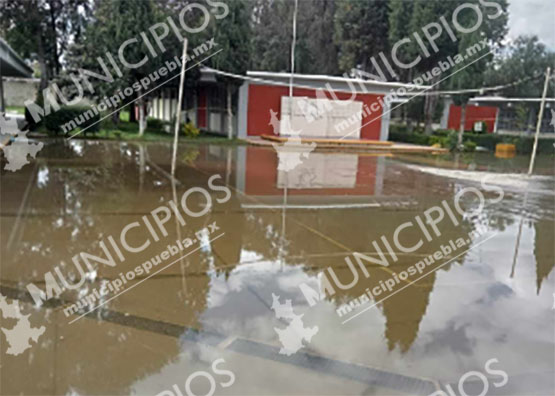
[278,0,297,271]
[512,67,550,275]
[281,173,288,271]
[171,39,189,176]
[7,162,37,250]
[171,175,187,295]
[510,187,530,277]
[511,190,528,278]
[528,67,551,175]
[225,147,232,185]
[138,144,145,193]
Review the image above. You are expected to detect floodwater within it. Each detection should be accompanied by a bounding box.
[1,140,553,396]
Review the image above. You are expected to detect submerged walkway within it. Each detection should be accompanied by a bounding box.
[245,135,448,154]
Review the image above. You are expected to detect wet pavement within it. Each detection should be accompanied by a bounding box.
[1,140,554,395]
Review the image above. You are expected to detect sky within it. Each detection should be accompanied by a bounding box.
[507,0,555,50]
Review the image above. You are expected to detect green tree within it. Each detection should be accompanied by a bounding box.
[485,35,555,98]
[297,0,338,75]
[1,0,89,90]
[251,0,339,75]
[388,0,414,76]
[408,1,460,134]
[388,0,416,128]
[209,0,252,138]
[388,0,508,135]
[334,0,390,73]
[251,0,293,72]
[448,0,509,147]
[450,30,493,147]
[70,0,165,132]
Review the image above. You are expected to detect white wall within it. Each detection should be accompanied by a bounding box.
[280,96,362,139]
[277,153,358,189]
[3,77,39,106]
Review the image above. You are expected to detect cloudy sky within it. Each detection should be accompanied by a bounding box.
[507,0,555,49]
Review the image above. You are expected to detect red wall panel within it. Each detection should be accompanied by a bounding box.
[247,85,384,140]
[197,88,207,128]
[447,105,498,133]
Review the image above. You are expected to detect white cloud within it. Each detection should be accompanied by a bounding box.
[508,0,555,49]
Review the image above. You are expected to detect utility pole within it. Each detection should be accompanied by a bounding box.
[288,0,298,98]
[528,66,551,175]
[227,85,232,140]
[0,57,5,113]
[513,67,552,274]
[171,39,188,176]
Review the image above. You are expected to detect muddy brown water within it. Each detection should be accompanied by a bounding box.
[1,140,553,395]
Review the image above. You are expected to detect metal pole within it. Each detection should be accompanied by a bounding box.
[227,85,233,140]
[288,0,298,98]
[171,39,188,176]
[281,0,296,267]
[0,57,5,113]
[528,67,550,175]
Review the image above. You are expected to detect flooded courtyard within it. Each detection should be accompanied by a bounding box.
[1,140,554,395]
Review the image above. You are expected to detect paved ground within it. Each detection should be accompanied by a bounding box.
[245,135,449,154]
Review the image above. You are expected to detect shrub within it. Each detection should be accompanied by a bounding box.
[512,136,554,154]
[182,122,200,138]
[100,117,116,130]
[389,127,554,155]
[432,129,452,137]
[146,117,166,131]
[388,130,431,146]
[465,133,503,151]
[24,94,44,131]
[444,130,460,151]
[389,124,409,134]
[43,106,100,136]
[463,140,477,152]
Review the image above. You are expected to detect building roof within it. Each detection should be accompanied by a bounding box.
[470,96,555,103]
[246,71,431,95]
[199,67,430,96]
[0,38,33,78]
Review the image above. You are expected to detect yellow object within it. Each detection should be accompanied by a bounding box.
[431,143,441,148]
[495,143,516,158]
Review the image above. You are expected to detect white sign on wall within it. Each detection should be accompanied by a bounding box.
[280,96,363,139]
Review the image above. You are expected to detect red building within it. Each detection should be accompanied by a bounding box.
[149,69,429,141]
[237,71,428,141]
[447,104,498,133]
[442,96,555,134]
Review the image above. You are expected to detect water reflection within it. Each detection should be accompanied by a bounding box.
[0,141,553,395]
[533,219,555,294]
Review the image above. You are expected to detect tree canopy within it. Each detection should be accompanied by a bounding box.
[3,0,552,133]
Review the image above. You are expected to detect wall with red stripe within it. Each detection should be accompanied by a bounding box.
[246,85,384,140]
[447,104,498,133]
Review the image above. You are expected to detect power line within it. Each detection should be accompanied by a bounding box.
[427,71,553,96]
[203,66,553,101]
